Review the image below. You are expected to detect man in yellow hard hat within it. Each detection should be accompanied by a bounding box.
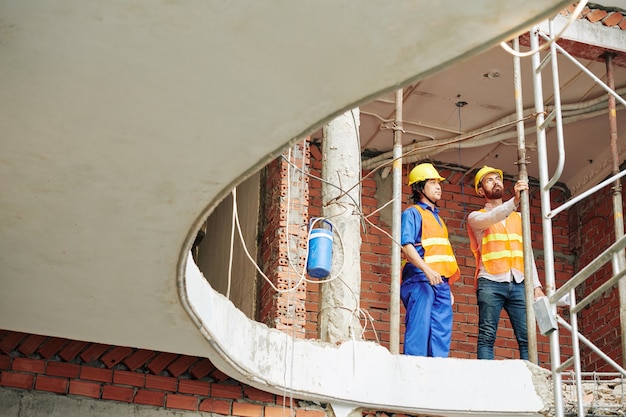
[467,166,544,360]
[401,162,460,357]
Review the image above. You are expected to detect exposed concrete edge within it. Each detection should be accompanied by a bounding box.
[180,254,552,417]
[538,13,626,53]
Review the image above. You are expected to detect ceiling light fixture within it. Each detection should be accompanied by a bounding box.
[484,71,501,79]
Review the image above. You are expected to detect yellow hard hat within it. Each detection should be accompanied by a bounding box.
[474,166,503,194]
[408,163,445,186]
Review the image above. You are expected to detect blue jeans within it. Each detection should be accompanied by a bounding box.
[401,278,452,357]
[476,277,528,360]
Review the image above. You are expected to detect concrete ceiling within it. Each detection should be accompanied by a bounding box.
[356,9,626,197]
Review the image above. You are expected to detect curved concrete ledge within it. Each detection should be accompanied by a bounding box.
[182,255,552,417]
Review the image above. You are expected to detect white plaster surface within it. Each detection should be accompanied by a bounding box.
[183,256,553,417]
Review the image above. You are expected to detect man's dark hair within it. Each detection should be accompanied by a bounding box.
[411,181,426,203]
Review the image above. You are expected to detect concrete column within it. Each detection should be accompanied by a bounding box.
[318,109,363,344]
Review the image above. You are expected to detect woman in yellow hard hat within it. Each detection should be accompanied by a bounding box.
[400,163,460,357]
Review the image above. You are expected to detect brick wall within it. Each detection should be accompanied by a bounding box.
[257,142,309,337]
[305,142,323,338]
[0,330,326,416]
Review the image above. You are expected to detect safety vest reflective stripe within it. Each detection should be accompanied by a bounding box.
[421,237,452,246]
[414,205,460,283]
[479,211,524,274]
[481,249,524,261]
[424,253,458,263]
[482,233,523,244]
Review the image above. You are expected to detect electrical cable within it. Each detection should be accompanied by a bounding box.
[231,187,299,294]
[228,148,348,290]
[456,100,469,230]
[283,145,348,286]
[226,187,237,300]
[231,138,384,342]
[280,154,363,216]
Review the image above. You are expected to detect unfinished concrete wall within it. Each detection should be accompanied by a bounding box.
[196,172,261,320]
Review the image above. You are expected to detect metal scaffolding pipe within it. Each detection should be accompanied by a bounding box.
[512,37,538,364]
[389,89,403,354]
[530,26,565,417]
[605,53,626,369]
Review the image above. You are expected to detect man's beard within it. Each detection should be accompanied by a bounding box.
[484,187,503,199]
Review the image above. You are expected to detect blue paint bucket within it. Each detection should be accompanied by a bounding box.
[306,220,333,279]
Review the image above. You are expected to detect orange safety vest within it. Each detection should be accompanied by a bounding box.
[468,210,524,286]
[414,205,460,284]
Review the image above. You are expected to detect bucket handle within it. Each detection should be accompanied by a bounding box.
[309,217,332,232]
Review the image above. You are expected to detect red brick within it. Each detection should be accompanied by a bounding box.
[232,402,263,417]
[17,334,47,356]
[59,341,88,362]
[212,369,231,382]
[69,380,101,399]
[38,337,69,359]
[178,379,210,396]
[265,406,295,417]
[604,11,625,26]
[80,366,112,383]
[47,361,80,378]
[244,386,275,402]
[167,355,198,377]
[35,375,68,394]
[0,332,27,354]
[124,349,157,371]
[100,346,132,369]
[189,358,215,379]
[166,394,198,411]
[134,389,165,407]
[113,370,145,387]
[0,354,10,370]
[147,352,177,374]
[0,371,34,389]
[587,9,608,22]
[145,374,177,392]
[199,398,232,415]
[102,385,135,403]
[12,357,45,374]
[212,383,242,399]
[80,343,110,363]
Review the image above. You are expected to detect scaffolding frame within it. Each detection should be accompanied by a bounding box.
[524,19,626,417]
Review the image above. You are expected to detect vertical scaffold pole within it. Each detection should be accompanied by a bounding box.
[529,26,564,417]
[512,37,538,365]
[390,89,403,354]
[605,53,626,369]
